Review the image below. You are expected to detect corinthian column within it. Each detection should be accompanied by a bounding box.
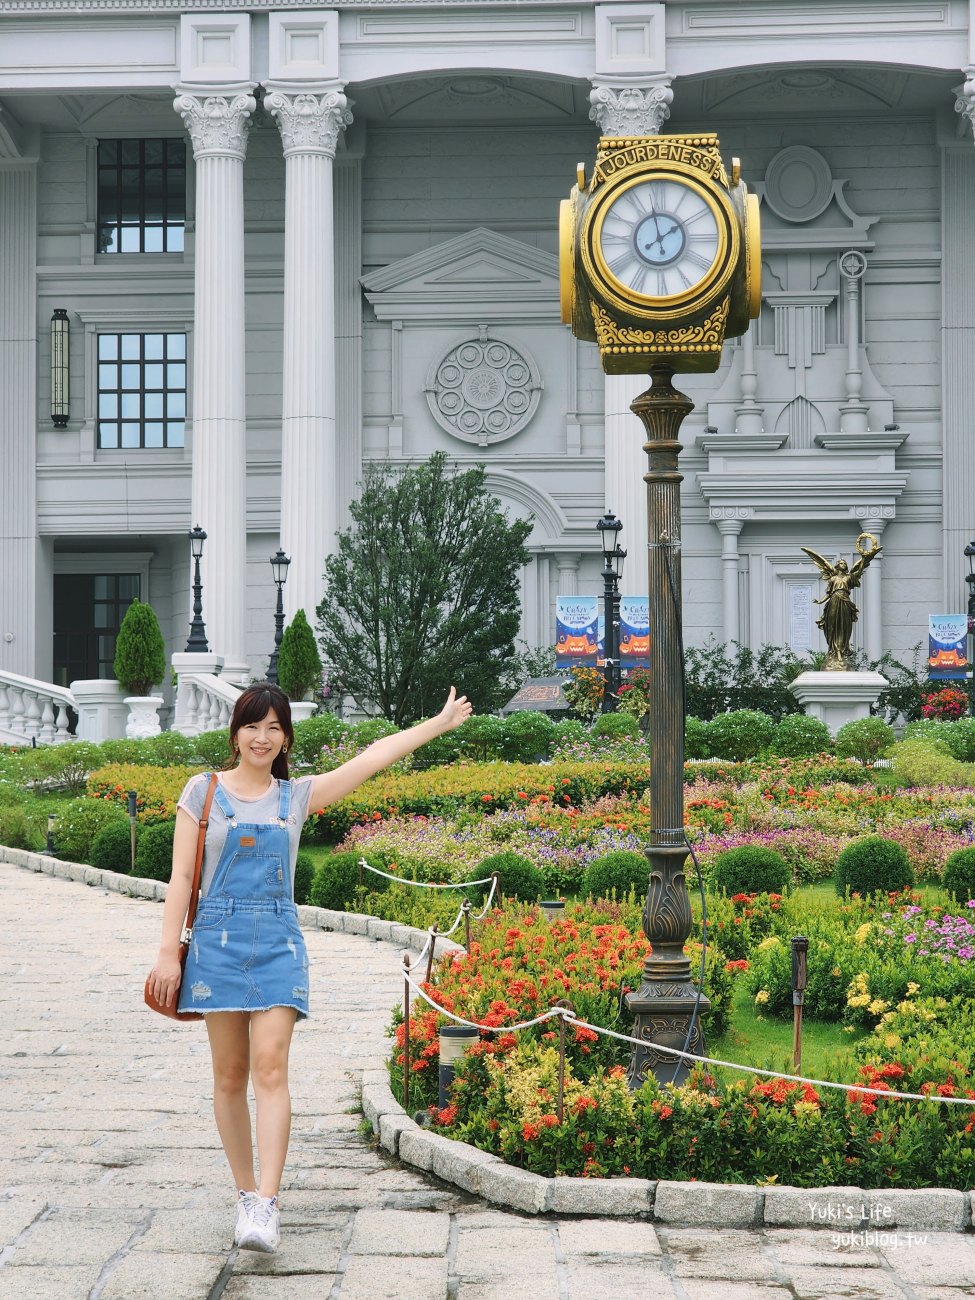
[591,79,672,597]
[173,88,256,683]
[265,89,352,626]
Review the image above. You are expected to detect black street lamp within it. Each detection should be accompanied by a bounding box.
[596,512,626,713]
[266,548,291,684]
[184,525,209,653]
[965,541,975,716]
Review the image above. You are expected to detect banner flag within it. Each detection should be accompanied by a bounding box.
[928,614,968,680]
[555,597,599,667]
[619,596,650,667]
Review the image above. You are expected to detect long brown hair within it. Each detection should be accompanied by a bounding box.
[227,684,295,780]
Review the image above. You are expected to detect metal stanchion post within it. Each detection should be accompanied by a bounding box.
[791,936,809,1071]
[127,790,138,873]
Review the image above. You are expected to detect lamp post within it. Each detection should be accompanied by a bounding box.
[184,525,209,653]
[266,548,291,684]
[965,541,975,717]
[596,512,626,713]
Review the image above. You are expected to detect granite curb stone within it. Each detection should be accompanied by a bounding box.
[3,849,974,1233]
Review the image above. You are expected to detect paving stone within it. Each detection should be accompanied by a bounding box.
[232,1227,343,1273]
[0,1196,47,1249]
[379,1110,415,1154]
[786,1266,912,1299]
[677,1285,793,1300]
[557,1217,661,1257]
[0,1264,103,1300]
[131,1208,235,1253]
[338,1254,449,1298]
[457,1276,562,1300]
[876,1233,975,1285]
[546,1176,654,1217]
[454,1225,557,1280]
[563,1258,676,1299]
[223,1278,339,1299]
[96,1250,227,1299]
[8,1217,136,1266]
[655,1180,763,1227]
[765,1227,884,1268]
[347,1206,450,1256]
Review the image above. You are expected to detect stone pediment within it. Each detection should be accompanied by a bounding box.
[361,227,559,322]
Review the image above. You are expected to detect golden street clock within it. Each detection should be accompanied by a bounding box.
[560,133,761,374]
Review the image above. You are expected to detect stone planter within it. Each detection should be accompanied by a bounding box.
[123,695,164,739]
[289,700,317,723]
[70,679,129,742]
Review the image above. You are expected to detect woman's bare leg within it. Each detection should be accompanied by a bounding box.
[248,1006,298,1198]
[205,1011,256,1191]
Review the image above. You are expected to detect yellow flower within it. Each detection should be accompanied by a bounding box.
[867,998,889,1016]
[754,989,770,1005]
[843,1025,856,1034]
[847,994,870,1009]
[831,967,842,978]
[906,982,920,996]
[882,1033,901,1050]
[756,937,780,952]
[854,923,872,945]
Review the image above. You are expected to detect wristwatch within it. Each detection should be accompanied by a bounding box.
[561,133,761,374]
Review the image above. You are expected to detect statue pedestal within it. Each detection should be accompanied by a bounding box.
[789,671,888,737]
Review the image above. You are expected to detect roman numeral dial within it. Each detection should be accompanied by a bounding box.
[597,178,721,299]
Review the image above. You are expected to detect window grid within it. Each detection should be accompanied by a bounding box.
[97,333,187,450]
[97,138,186,254]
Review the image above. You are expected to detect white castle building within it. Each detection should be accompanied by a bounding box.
[1,1,972,718]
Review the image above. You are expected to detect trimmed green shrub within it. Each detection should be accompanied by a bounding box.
[458,714,505,761]
[91,819,137,875]
[942,847,975,903]
[498,711,555,762]
[309,850,383,911]
[97,739,148,765]
[292,714,347,765]
[133,819,176,881]
[834,717,895,764]
[192,729,233,769]
[113,599,166,695]
[712,846,790,896]
[552,719,587,749]
[277,608,323,702]
[905,717,975,763]
[140,731,196,766]
[350,717,398,746]
[771,713,832,758]
[53,797,128,864]
[293,849,315,905]
[0,804,44,851]
[684,716,711,760]
[582,849,648,900]
[707,709,775,762]
[891,738,969,788]
[590,713,640,741]
[478,850,544,902]
[834,835,913,897]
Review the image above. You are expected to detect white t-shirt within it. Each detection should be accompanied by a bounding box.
[177,772,315,897]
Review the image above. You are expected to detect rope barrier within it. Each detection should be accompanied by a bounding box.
[358,858,496,890]
[400,957,975,1109]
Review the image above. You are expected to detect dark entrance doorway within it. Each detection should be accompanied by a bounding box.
[53,573,141,687]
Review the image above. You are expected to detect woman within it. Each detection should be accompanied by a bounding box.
[146,683,471,1253]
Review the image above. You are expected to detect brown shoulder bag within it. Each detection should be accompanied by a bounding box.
[144,771,218,1021]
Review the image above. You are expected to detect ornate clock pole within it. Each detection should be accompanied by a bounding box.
[561,134,761,1086]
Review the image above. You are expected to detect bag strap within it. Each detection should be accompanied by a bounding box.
[185,772,218,936]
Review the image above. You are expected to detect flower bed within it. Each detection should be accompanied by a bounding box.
[389,893,975,1189]
[86,763,202,822]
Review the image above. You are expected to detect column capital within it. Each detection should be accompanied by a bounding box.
[849,506,893,529]
[589,80,673,136]
[264,87,353,159]
[173,87,256,160]
[710,507,752,536]
[954,70,975,137]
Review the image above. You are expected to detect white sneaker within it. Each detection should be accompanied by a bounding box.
[237,1194,280,1253]
[234,1190,261,1246]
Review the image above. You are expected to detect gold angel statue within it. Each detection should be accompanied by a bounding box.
[800,534,882,671]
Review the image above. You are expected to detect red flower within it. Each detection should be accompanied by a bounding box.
[522,1121,540,1141]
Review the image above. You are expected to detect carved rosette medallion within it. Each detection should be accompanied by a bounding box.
[589,83,673,137]
[264,90,353,158]
[425,334,541,446]
[173,92,256,160]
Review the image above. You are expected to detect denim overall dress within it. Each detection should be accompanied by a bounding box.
[177,778,310,1019]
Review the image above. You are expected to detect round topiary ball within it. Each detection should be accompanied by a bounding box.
[707,709,775,762]
[772,713,832,758]
[582,849,648,901]
[309,850,378,911]
[590,713,640,741]
[478,850,544,902]
[942,847,975,903]
[711,846,791,896]
[834,835,913,898]
[90,819,138,875]
[132,820,176,882]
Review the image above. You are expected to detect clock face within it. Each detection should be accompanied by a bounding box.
[598,178,721,298]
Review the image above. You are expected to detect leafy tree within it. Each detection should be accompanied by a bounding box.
[277,608,323,701]
[684,637,804,721]
[113,599,166,696]
[316,453,532,724]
